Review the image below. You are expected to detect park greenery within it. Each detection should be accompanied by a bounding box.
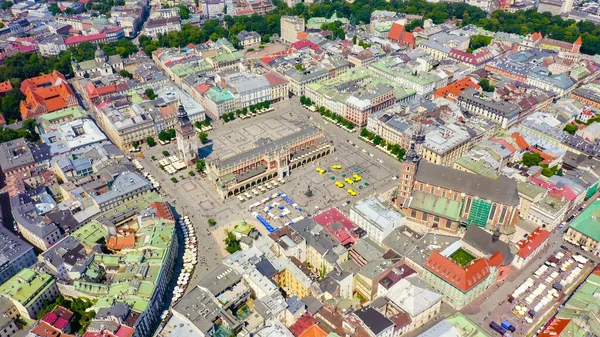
[195,120,212,129]
[199,131,208,144]
[146,136,156,147]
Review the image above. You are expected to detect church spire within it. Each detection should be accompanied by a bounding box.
[176,101,191,127]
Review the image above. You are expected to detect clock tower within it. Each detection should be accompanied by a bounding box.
[175,103,198,167]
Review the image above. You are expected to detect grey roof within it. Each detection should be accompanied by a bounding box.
[458,88,520,118]
[173,287,221,334]
[301,295,323,315]
[11,189,60,238]
[355,307,394,335]
[284,66,329,83]
[96,302,130,321]
[415,161,520,206]
[385,274,442,317]
[0,138,35,172]
[383,226,460,268]
[198,264,242,296]
[351,238,385,263]
[0,225,34,265]
[213,125,324,169]
[40,236,87,270]
[93,171,150,205]
[286,296,305,314]
[289,218,346,265]
[463,226,515,266]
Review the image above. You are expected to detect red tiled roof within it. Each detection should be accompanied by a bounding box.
[538,318,571,337]
[0,80,12,94]
[511,132,529,151]
[289,313,317,337]
[265,71,288,86]
[297,324,328,337]
[424,251,498,292]
[532,32,543,41]
[64,32,107,45]
[516,227,551,259]
[433,77,481,101]
[107,235,135,250]
[114,325,135,337]
[31,322,61,337]
[43,312,58,325]
[151,202,175,221]
[54,318,69,330]
[574,36,583,45]
[195,83,213,94]
[387,23,415,46]
[489,138,516,153]
[313,208,358,246]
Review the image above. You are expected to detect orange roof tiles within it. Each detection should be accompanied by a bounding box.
[434,77,481,101]
[424,251,499,292]
[0,81,12,94]
[511,132,529,151]
[574,36,583,45]
[516,227,550,259]
[297,32,308,40]
[31,322,61,337]
[297,324,328,337]
[538,318,571,337]
[387,23,415,47]
[151,202,175,221]
[20,71,77,119]
[107,235,135,250]
[532,32,543,41]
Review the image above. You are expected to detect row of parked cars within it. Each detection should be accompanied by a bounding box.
[490,320,516,336]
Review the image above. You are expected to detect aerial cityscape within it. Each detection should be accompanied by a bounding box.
[1,0,600,336]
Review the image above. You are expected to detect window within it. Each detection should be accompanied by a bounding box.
[499,206,507,223]
[420,184,424,191]
[421,212,427,221]
[465,197,472,213]
[445,219,452,229]
[411,210,417,218]
[489,204,497,220]
[441,190,446,198]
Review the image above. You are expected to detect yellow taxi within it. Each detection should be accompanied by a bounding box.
[335,181,344,188]
[137,153,145,159]
[353,174,362,182]
[344,177,354,184]
[347,189,357,196]
[316,167,325,174]
[332,164,342,169]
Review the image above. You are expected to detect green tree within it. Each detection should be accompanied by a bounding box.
[469,35,492,51]
[522,152,543,167]
[373,135,383,146]
[119,69,133,78]
[199,132,208,144]
[208,218,216,226]
[158,130,170,142]
[162,150,170,156]
[225,230,241,253]
[177,4,191,19]
[479,79,495,92]
[196,159,206,172]
[65,7,75,15]
[1,1,14,10]
[167,129,176,139]
[49,3,61,15]
[146,137,156,147]
[564,124,578,135]
[352,35,357,44]
[131,141,139,148]
[145,88,157,99]
[171,177,178,183]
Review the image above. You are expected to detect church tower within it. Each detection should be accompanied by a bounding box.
[175,102,198,167]
[395,117,424,209]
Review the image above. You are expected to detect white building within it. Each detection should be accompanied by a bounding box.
[349,197,404,244]
[38,35,67,56]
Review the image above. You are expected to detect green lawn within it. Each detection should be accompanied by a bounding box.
[450,248,476,267]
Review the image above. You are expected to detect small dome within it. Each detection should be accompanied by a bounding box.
[95,46,107,60]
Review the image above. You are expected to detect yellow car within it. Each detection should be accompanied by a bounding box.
[335,181,344,188]
[316,168,325,174]
[353,174,362,182]
[344,177,354,184]
[332,165,342,169]
[347,189,357,196]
